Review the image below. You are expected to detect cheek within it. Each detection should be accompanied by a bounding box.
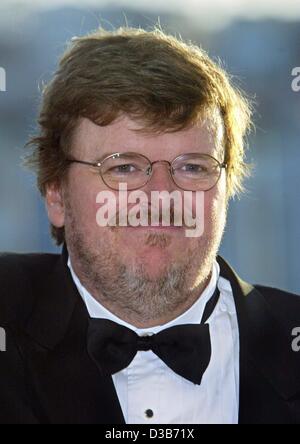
[66,178,103,231]
[190,169,227,221]
[198,186,227,233]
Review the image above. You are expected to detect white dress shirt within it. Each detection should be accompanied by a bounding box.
[68,258,240,424]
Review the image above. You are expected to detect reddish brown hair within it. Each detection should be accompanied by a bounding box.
[25,26,253,245]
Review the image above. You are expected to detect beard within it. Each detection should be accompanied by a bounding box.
[64,199,227,325]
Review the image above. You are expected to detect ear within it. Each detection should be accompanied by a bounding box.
[45,182,65,228]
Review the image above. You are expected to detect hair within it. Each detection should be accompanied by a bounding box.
[25,25,253,246]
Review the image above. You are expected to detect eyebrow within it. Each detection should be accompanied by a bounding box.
[93,148,223,163]
[93,150,136,162]
[93,151,116,162]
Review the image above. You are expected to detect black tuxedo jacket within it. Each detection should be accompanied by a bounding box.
[0,247,299,424]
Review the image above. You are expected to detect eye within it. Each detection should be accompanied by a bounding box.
[181,163,208,173]
[110,164,138,174]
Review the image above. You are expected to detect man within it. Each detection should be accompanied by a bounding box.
[0,26,299,424]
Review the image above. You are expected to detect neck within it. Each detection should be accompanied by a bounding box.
[106,280,211,328]
[72,263,213,329]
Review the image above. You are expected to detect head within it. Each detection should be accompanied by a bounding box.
[26,27,252,324]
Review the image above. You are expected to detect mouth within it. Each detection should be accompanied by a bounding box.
[123,225,184,230]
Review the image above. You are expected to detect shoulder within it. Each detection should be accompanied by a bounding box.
[253,284,300,326]
[0,251,61,326]
[218,255,300,327]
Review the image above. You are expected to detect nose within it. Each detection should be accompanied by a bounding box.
[144,160,176,193]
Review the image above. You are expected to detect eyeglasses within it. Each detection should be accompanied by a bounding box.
[65,152,227,191]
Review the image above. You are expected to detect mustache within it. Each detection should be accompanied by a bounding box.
[109,202,197,228]
[145,232,173,248]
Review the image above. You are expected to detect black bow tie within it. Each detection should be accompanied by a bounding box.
[87,287,220,385]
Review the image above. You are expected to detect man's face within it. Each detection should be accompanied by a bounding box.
[47,114,228,324]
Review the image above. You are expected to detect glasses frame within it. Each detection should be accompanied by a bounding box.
[65,151,227,191]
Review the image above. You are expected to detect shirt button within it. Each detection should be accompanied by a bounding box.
[145,409,154,419]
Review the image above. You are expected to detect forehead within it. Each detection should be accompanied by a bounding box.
[71,114,224,160]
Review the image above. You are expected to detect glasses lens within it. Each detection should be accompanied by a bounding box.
[172,154,221,191]
[101,153,150,190]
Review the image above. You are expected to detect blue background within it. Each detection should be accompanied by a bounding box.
[0,5,299,293]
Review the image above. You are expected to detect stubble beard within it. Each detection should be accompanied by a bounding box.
[65,205,227,325]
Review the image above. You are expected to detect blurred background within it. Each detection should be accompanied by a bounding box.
[0,0,299,293]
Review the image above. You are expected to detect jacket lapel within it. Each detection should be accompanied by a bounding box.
[217,256,300,424]
[20,247,299,424]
